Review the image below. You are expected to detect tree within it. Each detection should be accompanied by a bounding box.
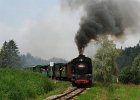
[7,40,20,67]
[131,54,140,84]
[92,37,121,83]
[0,40,20,67]
[0,41,9,67]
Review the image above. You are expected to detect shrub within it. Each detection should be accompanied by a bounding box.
[119,67,140,84]
[119,67,132,84]
[131,68,140,84]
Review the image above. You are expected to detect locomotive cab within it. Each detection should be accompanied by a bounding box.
[71,55,93,86]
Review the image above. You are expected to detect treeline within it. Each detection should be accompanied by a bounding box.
[117,41,140,69]
[0,40,67,68]
[92,37,140,84]
[20,54,67,67]
[20,53,49,67]
[118,41,140,84]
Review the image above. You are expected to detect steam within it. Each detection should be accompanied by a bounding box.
[61,0,140,54]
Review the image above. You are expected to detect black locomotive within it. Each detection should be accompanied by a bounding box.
[70,55,93,86]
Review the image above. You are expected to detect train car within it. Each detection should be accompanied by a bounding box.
[70,55,93,86]
[54,63,67,80]
[67,63,72,81]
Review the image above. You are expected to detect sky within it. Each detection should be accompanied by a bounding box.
[0,0,140,60]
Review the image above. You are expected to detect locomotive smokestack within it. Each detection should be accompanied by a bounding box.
[62,0,140,53]
[79,47,84,55]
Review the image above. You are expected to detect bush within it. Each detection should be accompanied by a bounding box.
[0,68,55,100]
[119,67,132,84]
[119,67,140,84]
[131,69,140,84]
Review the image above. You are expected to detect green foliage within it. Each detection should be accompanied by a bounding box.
[93,39,140,84]
[93,37,121,83]
[132,54,140,69]
[131,54,140,84]
[0,68,55,100]
[119,67,133,84]
[119,54,140,84]
[0,41,9,67]
[0,40,20,67]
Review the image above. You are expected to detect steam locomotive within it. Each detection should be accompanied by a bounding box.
[70,55,93,86]
[31,55,93,87]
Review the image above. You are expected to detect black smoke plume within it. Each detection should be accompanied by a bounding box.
[61,0,140,54]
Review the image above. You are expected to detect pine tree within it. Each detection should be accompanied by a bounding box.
[0,40,20,67]
[0,41,9,67]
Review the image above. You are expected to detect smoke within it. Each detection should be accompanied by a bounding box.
[61,0,140,54]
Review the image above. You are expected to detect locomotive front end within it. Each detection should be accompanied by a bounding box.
[71,55,93,86]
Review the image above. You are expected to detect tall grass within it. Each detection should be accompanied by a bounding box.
[0,68,55,100]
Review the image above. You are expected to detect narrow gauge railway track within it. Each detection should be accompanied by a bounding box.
[47,87,86,100]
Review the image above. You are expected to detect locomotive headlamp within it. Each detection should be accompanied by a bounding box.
[78,64,85,68]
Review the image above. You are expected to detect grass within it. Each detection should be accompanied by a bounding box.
[77,83,140,100]
[37,81,71,100]
[110,84,140,100]
[0,68,55,100]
